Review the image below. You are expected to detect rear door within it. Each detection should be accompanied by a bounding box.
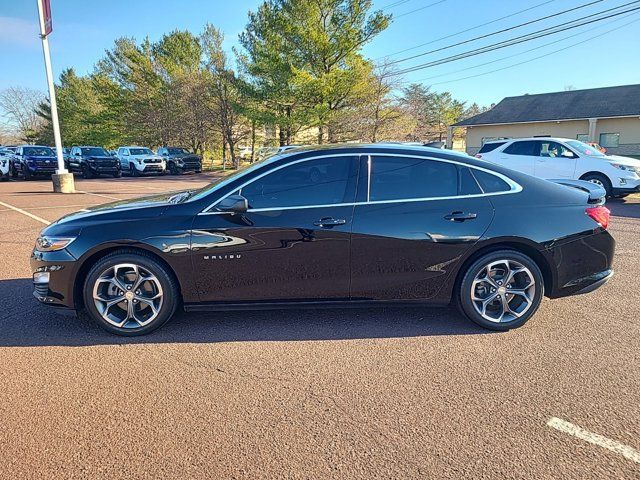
[533,140,578,179]
[191,155,359,303]
[350,154,496,301]
[496,140,537,175]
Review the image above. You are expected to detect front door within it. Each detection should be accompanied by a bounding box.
[191,155,359,303]
[533,140,577,179]
[350,155,495,301]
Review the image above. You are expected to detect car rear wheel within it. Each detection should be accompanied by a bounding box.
[83,251,179,336]
[458,250,544,331]
[581,173,612,197]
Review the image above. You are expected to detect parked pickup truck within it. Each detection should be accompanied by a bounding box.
[67,146,121,178]
[156,147,202,175]
[11,145,58,179]
[116,146,166,176]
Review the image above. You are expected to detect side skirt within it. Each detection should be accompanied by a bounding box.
[183,298,450,312]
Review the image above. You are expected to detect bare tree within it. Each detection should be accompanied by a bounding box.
[0,87,46,143]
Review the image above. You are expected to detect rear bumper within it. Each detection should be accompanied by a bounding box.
[546,229,616,298]
[573,269,614,295]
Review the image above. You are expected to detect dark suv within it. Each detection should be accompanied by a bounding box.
[157,147,202,175]
[67,146,121,178]
[11,145,58,179]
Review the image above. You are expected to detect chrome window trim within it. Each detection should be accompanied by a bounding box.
[198,152,522,215]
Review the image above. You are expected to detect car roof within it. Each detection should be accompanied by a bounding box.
[495,137,576,143]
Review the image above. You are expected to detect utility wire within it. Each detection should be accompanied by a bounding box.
[412,9,640,83]
[425,14,640,86]
[377,0,556,59]
[387,0,606,65]
[387,2,640,76]
[380,0,414,10]
[394,0,448,18]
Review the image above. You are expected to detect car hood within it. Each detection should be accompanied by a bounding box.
[130,154,164,160]
[52,190,189,226]
[602,155,640,167]
[171,153,200,160]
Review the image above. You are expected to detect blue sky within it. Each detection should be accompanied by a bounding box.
[1,0,639,106]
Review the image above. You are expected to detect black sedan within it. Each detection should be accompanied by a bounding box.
[30,144,614,335]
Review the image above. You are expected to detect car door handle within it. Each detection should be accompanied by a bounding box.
[444,211,477,222]
[313,217,346,227]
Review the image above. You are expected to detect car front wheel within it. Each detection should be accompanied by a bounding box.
[458,250,544,331]
[83,251,179,335]
[581,173,612,197]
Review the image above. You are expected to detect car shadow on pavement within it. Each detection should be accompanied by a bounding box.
[607,198,640,219]
[0,279,493,347]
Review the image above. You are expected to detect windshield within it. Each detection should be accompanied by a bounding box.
[81,147,109,156]
[24,147,54,157]
[566,140,605,157]
[130,148,153,155]
[167,148,189,154]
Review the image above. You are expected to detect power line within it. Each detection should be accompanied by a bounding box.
[393,0,448,18]
[387,2,640,76]
[380,0,414,10]
[377,0,556,59]
[412,9,640,83]
[387,0,606,66]
[425,14,640,87]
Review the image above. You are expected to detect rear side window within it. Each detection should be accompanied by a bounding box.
[503,141,538,156]
[370,156,457,201]
[240,156,357,209]
[472,169,511,193]
[478,142,506,154]
[459,167,482,195]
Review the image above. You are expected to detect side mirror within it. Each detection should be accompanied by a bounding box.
[217,194,248,214]
[562,151,575,158]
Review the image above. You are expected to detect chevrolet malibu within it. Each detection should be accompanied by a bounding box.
[30,144,615,336]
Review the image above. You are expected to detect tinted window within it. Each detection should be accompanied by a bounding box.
[459,167,482,195]
[240,157,356,209]
[130,148,153,155]
[81,147,109,156]
[478,142,506,153]
[472,170,511,193]
[503,141,538,156]
[370,156,457,201]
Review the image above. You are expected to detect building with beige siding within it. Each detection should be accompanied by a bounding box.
[451,84,640,157]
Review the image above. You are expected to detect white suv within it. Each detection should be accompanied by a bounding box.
[0,148,12,180]
[477,137,640,197]
[117,146,166,176]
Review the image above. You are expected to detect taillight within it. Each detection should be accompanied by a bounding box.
[585,206,610,229]
[475,154,482,158]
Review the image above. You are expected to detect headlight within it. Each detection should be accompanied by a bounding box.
[35,236,76,252]
[611,163,640,175]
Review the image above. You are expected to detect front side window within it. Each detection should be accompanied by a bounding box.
[599,133,620,148]
[538,141,575,158]
[566,140,605,157]
[503,141,538,156]
[239,157,357,209]
[369,156,458,201]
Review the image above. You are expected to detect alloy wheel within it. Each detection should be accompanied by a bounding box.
[92,263,163,329]
[470,259,536,323]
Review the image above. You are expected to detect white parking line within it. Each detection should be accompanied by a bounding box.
[76,190,121,201]
[0,200,51,225]
[547,417,640,464]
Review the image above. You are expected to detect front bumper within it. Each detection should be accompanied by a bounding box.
[30,249,78,309]
[87,163,120,175]
[175,162,201,172]
[141,164,165,173]
[27,164,57,175]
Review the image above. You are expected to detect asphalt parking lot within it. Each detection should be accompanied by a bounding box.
[0,174,638,479]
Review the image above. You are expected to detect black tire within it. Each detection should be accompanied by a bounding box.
[457,250,544,331]
[581,173,612,198]
[81,164,93,179]
[169,162,179,175]
[130,164,139,177]
[83,250,179,336]
[10,163,19,179]
[23,164,32,180]
[195,170,201,174]
[113,170,122,178]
